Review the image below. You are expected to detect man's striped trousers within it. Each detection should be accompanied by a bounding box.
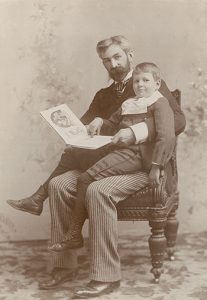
[48,170,149,281]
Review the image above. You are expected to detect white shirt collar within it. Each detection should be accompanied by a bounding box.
[134,90,163,105]
[121,70,133,83]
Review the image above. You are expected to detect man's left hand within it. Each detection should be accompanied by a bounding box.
[111,128,136,146]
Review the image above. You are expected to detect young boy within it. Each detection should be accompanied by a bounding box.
[48,62,176,252]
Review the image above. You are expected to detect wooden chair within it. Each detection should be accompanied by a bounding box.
[116,90,181,283]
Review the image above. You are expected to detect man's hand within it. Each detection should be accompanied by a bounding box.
[149,164,161,188]
[87,118,103,137]
[111,128,136,146]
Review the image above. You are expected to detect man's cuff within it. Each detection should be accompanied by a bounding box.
[94,117,104,126]
[130,122,149,144]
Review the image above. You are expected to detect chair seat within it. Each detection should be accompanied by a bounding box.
[117,181,179,221]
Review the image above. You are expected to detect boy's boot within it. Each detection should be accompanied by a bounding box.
[7,185,47,216]
[48,172,90,252]
[48,218,85,252]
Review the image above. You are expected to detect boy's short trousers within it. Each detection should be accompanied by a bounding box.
[86,147,143,181]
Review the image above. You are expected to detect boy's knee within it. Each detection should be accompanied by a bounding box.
[77,173,95,203]
[77,172,94,187]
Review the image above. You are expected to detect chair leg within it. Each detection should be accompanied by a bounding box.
[148,220,167,283]
[165,208,179,261]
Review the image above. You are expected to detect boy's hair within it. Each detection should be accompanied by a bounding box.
[96,35,132,57]
[133,62,161,81]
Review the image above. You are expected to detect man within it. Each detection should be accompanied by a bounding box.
[48,36,185,298]
[7,35,185,292]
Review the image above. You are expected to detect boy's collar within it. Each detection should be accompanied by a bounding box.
[121,90,163,115]
[135,90,163,102]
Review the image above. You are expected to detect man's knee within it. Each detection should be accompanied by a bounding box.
[48,175,67,192]
[48,176,60,191]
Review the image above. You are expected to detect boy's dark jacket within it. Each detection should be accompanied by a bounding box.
[102,96,176,171]
[80,77,186,193]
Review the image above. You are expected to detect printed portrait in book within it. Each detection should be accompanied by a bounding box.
[50,109,84,135]
[50,109,71,128]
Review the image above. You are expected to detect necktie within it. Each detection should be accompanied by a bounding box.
[114,80,129,97]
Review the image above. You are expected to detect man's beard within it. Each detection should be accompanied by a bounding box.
[109,62,131,82]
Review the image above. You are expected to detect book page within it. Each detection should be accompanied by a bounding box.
[40,104,88,144]
[40,104,112,149]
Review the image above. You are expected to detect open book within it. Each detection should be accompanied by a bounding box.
[40,104,112,149]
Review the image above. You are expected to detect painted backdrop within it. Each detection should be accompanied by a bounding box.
[0,0,207,241]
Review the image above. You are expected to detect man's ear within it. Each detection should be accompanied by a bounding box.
[127,51,134,63]
[156,79,161,90]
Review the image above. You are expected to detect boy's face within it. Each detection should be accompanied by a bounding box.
[133,72,161,98]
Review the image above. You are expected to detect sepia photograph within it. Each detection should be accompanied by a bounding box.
[0,0,207,299]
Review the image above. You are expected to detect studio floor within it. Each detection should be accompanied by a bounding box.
[0,231,207,300]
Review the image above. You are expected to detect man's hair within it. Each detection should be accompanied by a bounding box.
[133,62,161,81]
[96,35,132,57]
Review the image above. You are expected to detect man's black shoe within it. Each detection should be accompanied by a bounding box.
[7,186,47,216]
[39,268,77,290]
[73,280,120,298]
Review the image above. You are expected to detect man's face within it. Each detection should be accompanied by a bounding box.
[133,72,160,98]
[100,44,132,82]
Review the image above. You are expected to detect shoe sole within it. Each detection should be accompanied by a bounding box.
[48,241,84,252]
[73,282,120,298]
[7,201,41,216]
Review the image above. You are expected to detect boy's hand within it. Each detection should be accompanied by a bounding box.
[149,164,161,188]
[87,118,103,137]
